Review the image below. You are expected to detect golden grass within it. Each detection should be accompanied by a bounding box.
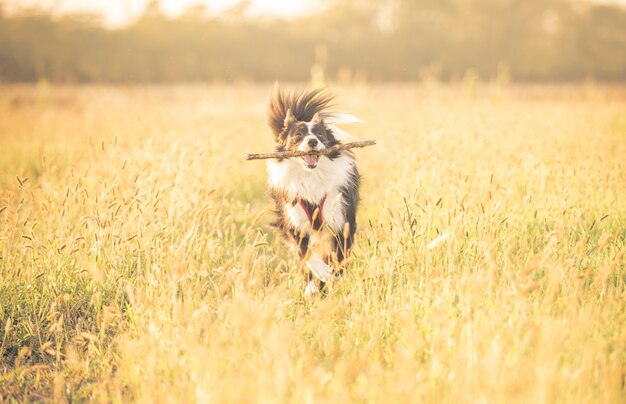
[0,83,625,402]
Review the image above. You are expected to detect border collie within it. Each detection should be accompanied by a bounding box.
[266,87,361,296]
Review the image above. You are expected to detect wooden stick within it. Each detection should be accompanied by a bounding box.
[246,140,376,160]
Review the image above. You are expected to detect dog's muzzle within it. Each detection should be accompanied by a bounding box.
[299,135,323,169]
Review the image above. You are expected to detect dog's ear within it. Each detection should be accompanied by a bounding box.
[283,109,296,129]
[312,113,323,125]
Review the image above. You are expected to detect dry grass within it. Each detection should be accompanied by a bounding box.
[0,83,625,402]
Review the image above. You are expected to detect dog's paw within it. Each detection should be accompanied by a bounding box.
[307,255,333,282]
[304,280,319,297]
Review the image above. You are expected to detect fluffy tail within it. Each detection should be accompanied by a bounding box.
[319,112,364,142]
[267,86,335,138]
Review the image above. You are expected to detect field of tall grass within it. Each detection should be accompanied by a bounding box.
[0,83,624,402]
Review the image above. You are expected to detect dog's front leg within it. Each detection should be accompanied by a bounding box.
[304,253,333,296]
[307,253,333,283]
[304,273,319,296]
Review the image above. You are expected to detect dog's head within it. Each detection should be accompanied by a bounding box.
[277,109,338,170]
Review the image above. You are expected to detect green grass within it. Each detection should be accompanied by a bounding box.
[0,83,625,402]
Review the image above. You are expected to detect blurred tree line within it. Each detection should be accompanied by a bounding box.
[1,0,625,83]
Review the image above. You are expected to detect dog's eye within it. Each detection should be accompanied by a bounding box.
[294,132,303,140]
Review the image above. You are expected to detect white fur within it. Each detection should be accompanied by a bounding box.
[307,253,333,282]
[285,202,311,231]
[282,191,346,232]
[319,112,364,125]
[267,152,356,206]
[304,279,319,296]
[327,124,357,142]
[320,112,363,143]
[321,192,347,231]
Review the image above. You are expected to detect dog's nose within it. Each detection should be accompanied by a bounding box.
[308,138,318,148]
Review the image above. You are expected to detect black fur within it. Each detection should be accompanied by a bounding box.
[267,86,335,139]
[334,167,360,265]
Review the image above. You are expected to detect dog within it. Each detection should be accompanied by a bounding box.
[266,87,361,295]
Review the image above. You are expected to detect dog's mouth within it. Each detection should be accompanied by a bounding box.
[300,154,320,169]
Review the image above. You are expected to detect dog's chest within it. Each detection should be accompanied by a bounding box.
[284,192,346,232]
[267,154,354,200]
[268,155,354,233]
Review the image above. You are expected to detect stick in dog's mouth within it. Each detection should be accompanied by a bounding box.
[245,139,376,161]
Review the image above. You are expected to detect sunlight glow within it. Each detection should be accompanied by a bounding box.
[13,0,312,27]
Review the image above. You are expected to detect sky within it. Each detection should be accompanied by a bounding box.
[12,0,313,26]
[11,0,626,27]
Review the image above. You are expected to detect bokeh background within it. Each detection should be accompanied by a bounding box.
[2,0,626,83]
[2,1,626,402]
